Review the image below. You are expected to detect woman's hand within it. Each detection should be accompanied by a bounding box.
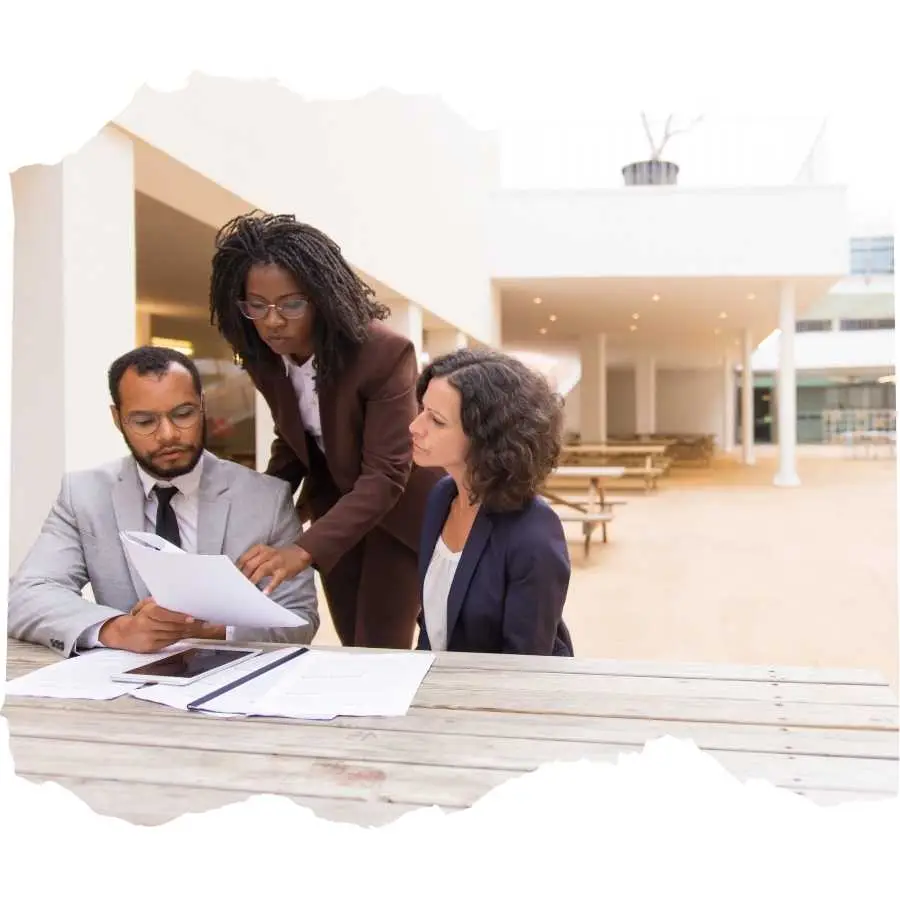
[237,544,313,594]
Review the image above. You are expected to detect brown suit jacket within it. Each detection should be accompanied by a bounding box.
[245,321,444,576]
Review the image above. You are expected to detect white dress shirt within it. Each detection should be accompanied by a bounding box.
[421,536,462,652]
[282,354,324,452]
[79,454,236,647]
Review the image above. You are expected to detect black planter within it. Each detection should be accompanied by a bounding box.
[622,159,679,186]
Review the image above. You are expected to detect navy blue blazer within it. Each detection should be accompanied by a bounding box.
[416,475,574,656]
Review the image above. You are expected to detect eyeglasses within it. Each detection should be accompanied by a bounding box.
[123,403,203,436]
[238,297,309,320]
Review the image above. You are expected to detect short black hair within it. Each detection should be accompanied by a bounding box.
[416,348,564,511]
[209,210,390,387]
[108,346,203,408]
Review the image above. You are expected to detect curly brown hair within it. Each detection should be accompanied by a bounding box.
[416,348,564,512]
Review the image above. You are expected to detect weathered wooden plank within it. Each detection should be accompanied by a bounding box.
[5,696,897,759]
[15,774,441,828]
[422,669,899,707]
[413,685,899,730]
[5,638,893,688]
[6,706,897,793]
[10,733,897,798]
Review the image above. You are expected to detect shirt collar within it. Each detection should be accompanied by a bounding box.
[282,354,315,375]
[136,452,204,499]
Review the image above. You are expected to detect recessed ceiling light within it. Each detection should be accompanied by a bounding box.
[549,314,557,322]
[652,294,660,302]
[629,325,638,332]
[632,313,640,320]
[533,297,542,304]
[719,312,728,319]
[539,327,547,334]
[747,293,756,300]
[714,328,721,335]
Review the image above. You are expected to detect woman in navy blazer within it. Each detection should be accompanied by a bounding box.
[409,348,573,656]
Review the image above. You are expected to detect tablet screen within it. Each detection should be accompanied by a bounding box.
[123,647,254,679]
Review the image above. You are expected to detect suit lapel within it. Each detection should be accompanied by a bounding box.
[197,451,230,555]
[445,499,493,644]
[113,457,150,598]
[268,363,310,468]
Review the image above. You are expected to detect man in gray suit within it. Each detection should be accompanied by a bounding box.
[7,345,319,657]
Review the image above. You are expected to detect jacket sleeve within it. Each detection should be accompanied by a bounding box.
[500,505,572,655]
[296,340,418,574]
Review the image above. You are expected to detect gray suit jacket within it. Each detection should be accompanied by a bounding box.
[7,450,320,656]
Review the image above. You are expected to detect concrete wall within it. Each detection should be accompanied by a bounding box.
[115,77,500,345]
[489,186,848,279]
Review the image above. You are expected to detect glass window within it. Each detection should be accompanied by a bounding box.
[850,236,894,275]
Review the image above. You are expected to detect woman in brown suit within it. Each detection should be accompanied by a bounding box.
[209,211,443,649]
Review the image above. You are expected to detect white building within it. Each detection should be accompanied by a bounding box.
[750,233,894,444]
[10,77,855,571]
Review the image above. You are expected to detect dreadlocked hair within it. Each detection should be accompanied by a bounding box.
[209,211,390,387]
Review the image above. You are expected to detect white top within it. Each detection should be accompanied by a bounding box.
[282,354,324,453]
[78,454,236,647]
[422,535,462,652]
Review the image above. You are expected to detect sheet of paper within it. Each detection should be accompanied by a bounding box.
[3,642,195,700]
[120,531,309,629]
[199,649,435,719]
[127,646,335,718]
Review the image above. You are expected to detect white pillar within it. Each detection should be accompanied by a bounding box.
[579,333,608,443]
[774,281,800,486]
[254,391,277,475]
[741,329,756,465]
[11,126,137,571]
[389,298,424,369]
[424,328,468,361]
[722,356,735,453]
[634,355,657,437]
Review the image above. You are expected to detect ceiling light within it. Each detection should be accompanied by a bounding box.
[714,328,721,335]
[539,327,547,334]
[549,314,557,322]
[652,294,660,301]
[533,297,542,304]
[719,312,728,319]
[629,325,638,332]
[632,313,640,320]
[747,293,756,300]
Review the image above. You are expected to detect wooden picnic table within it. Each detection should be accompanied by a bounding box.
[542,466,625,552]
[3,638,897,826]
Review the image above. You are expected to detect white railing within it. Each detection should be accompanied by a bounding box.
[822,408,896,457]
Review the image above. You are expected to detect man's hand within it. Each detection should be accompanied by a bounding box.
[99,597,208,653]
[237,544,312,595]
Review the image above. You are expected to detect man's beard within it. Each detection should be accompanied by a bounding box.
[124,420,207,481]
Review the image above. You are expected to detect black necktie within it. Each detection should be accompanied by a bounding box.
[153,485,181,548]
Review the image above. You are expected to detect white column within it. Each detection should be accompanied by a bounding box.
[774,281,800,486]
[579,333,608,443]
[722,356,736,452]
[254,391,277,475]
[634,355,657,437]
[389,298,424,369]
[11,126,137,571]
[741,329,756,464]
[424,327,468,361]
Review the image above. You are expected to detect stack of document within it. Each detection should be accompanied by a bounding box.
[6,642,436,720]
[119,531,309,629]
[4,643,196,701]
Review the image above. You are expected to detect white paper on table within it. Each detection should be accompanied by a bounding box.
[200,649,435,719]
[128,646,328,718]
[119,531,309,629]
[3,642,195,700]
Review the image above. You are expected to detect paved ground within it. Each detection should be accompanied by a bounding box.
[312,449,898,691]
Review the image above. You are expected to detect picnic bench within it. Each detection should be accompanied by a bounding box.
[3,638,897,826]
[541,466,625,556]
[559,444,670,492]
